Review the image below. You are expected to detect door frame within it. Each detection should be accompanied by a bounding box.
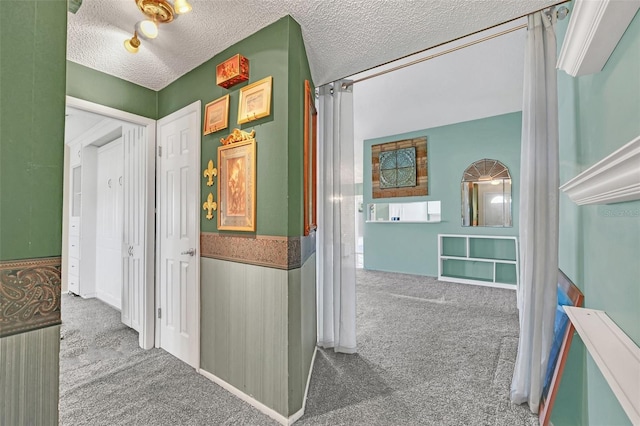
[155,100,201,368]
[66,96,157,350]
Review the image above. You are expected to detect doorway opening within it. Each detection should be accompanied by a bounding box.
[62,96,156,350]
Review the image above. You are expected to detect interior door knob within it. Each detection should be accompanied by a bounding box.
[181,248,196,256]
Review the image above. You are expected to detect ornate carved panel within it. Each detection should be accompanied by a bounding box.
[0,257,62,338]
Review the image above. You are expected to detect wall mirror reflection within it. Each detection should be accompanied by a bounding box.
[367,200,441,223]
[461,159,512,227]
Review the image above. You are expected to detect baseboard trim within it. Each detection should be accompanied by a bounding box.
[199,368,289,425]
[199,347,317,426]
[289,345,318,424]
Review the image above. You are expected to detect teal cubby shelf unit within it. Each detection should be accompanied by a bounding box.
[438,234,519,290]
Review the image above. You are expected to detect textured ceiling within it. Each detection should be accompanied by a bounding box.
[67,0,558,91]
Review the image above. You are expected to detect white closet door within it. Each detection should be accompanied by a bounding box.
[122,125,146,332]
[95,138,124,309]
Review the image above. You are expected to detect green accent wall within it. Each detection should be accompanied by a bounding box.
[363,112,521,276]
[286,19,314,236]
[0,2,66,425]
[66,61,158,119]
[187,17,316,417]
[159,16,311,238]
[553,8,640,426]
[0,0,67,260]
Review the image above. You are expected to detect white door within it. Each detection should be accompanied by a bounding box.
[122,125,147,332]
[157,101,200,368]
[95,138,124,309]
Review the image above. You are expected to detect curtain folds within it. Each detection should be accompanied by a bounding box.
[510,10,559,413]
[316,81,357,354]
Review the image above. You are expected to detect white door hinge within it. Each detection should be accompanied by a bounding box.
[157,308,161,319]
[158,146,162,157]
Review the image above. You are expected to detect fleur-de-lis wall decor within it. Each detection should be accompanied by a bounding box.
[203,192,217,220]
[203,159,218,187]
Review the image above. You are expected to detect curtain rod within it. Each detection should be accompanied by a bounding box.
[341,0,570,89]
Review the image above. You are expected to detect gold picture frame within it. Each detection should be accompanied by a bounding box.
[217,139,256,231]
[303,80,317,236]
[237,76,272,124]
[203,94,230,135]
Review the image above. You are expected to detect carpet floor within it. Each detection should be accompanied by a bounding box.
[59,269,538,425]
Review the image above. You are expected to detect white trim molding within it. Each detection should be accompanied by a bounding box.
[65,95,157,351]
[199,348,317,426]
[199,369,289,425]
[560,136,640,205]
[66,96,155,126]
[557,0,640,77]
[288,346,318,424]
[564,307,640,425]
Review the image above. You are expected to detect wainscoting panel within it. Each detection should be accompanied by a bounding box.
[200,258,288,416]
[0,325,60,426]
[288,253,317,415]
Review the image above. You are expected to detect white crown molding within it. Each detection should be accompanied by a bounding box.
[560,136,640,205]
[557,0,640,77]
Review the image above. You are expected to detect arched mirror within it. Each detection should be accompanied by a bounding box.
[461,159,512,227]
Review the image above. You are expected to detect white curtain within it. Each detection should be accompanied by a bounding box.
[511,10,559,413]
[316,81,357,354]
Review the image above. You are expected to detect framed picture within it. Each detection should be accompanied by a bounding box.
[217,139,256,231]
[203,94,230,135]
[303,80,317,236]
[237,76,272,124]
[371,136,428,199]
[538,270,584,426]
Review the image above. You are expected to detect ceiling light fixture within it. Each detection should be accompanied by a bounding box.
[124,0,192,53]
[124,31,141,53]
[173,0,192,15]
[137,19,158,39]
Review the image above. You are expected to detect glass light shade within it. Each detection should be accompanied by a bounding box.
[173,0,192,14]
[138,20,158,39]
[124,32,141,54]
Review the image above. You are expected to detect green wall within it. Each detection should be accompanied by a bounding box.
[159,16,312,238]
[0,1,67,424]
[66,61,158,119]
[363,112,521,276]
[176,17,316,417]
[67,16,314,238]
[553,8,640,426]
[0,0,67,260]
[286,21,313,236]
